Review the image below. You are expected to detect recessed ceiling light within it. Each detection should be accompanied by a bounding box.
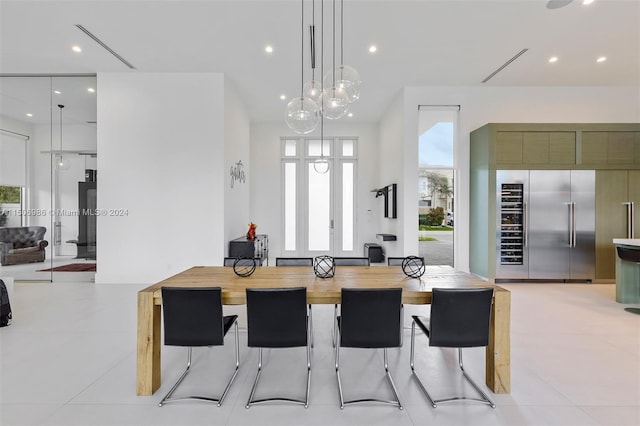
[347,113,353,118]
[368,45,377,54]
[548,56,559,63]
[25,113,33,117]
[280,94,286,100]
[72,45,82,53]
[265,45,274,54]
[596,56,607,63]
[87,87,95,93]
[583,0,595,5]
[54,90,61,94]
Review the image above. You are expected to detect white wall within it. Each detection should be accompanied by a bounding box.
[95,72,225,284]
[377,91,408,257]
[223,79,251,256]
[391,85,640,273]
[250,121,379,263]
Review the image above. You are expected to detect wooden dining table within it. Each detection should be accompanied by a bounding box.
[136,265,510,396]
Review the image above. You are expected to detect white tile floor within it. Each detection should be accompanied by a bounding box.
[1,280,639,425]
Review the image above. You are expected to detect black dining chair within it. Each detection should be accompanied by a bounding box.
[333,257,370,266]
[158,287,240,407]
[335,288,404,410]
[223,257,262,267]
[275,257,314,266]
[387,256,425,266]
[245,287,311,408]
[275,257,315,347]
[410,287,495,408]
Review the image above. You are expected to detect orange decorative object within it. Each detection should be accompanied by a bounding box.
[247,222,257,241]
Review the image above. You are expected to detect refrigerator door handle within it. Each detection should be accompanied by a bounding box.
[623,201,634,239]
[572,202,577,248]
[523,202,528,248]
[567,202,573,247]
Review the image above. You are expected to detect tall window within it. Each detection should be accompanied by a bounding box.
[282,137,357,257]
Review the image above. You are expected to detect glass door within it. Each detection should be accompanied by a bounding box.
[0,75,96,282]
[50,76,97,282]
[305,139,334,255]
[282,137,357,258]
[0,76,53,281]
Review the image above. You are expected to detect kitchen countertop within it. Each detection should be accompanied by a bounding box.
[613,239,640,248]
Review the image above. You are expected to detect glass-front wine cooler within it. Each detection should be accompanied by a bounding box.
[499,183,524,265]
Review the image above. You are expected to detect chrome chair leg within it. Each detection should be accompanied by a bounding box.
[308,304,314,348]
[456,348,496,408]
[245,348,264,409]
[409,319,495,408]
[160,321,241,407]
[216,321,240,406]
[158,347,193,406]
[409,321,436,407]
[335,332,403,410]
[246,326,312,409]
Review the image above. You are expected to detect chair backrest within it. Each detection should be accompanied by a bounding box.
[429,288,494,348]
[275,257,313,266]
[246,287,308,348]
[617,246,640,263]
[161,287,225,347]
[223,257,262,267]
[387,256,425,266]
[333,257,370,266]
[339,288,402,348]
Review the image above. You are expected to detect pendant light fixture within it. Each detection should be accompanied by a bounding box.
[320,0,349,120]
[285,0,320,134]
[313,0,329,174]
[333,0,361,103]
[56,104,70,171]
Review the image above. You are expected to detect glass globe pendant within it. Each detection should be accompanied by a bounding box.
[303,79,322,103]
[313,157,330,174]
[285,0,320,134]
[333,64,361,103]
[285,96,320,134]
[320,86,349,120]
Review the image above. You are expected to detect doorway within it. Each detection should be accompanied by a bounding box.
[418,106,458,266]
[282,137,357,258]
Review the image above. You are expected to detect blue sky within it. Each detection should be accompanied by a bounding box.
[419,122,453,167]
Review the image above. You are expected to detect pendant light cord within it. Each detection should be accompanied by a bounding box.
[340,0,344,65]
[300,0,304,96]
[331,0,336,87]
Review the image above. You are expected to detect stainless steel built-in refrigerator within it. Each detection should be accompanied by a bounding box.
[496,170,595,281]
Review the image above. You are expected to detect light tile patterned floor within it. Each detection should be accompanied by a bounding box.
[0,280,639,425]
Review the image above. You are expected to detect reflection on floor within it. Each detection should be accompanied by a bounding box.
[1,281,638,425]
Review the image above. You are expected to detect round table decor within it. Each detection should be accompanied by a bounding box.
[401,256,425,278]
[233,257,257,277]
[313,255,335,278]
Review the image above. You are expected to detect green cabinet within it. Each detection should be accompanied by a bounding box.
[596,170,640,279]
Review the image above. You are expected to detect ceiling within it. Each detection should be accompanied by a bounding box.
[1,0,638,126]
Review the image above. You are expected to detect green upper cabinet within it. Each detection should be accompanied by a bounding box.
[476,124,640,170]
[581,131,640,166]
[494,130,576,166]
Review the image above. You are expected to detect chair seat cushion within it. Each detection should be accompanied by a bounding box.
[8,247,40,255]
